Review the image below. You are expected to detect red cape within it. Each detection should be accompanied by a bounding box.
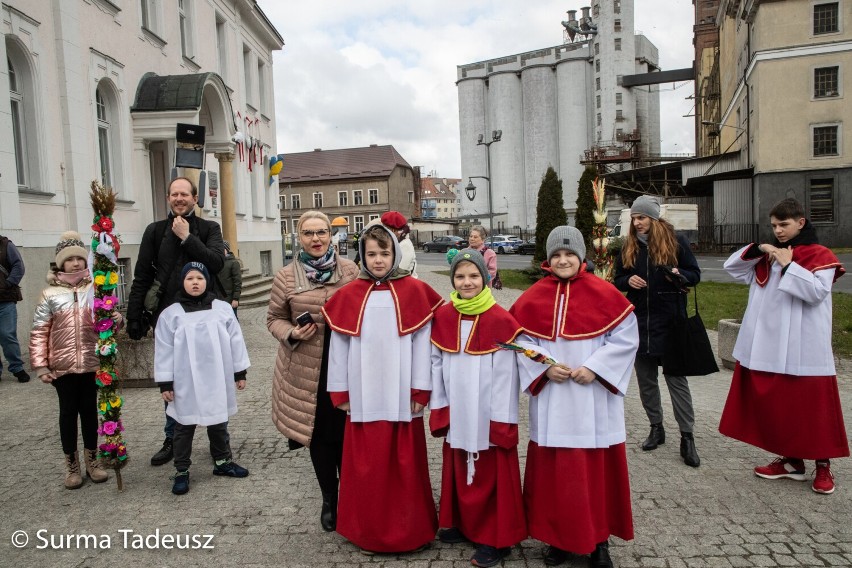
[509,267,634,340]
[752,243,845,286]
[322,276,443,337]
[431,302,523,355]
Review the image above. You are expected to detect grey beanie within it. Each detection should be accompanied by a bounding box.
[546,226,586,261]
[630,195,661,220]
[450,248,490,283]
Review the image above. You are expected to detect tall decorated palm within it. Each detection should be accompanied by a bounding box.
[591,177,614,282]
[89,180,129,490]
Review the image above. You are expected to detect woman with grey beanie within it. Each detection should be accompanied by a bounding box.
[613,196,702,468]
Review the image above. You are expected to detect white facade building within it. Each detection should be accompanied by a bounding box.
[1,0,283,341]
[457,0,660,231]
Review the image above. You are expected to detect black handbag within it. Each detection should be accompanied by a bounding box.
[662,286,719,376]
[492,271,503,290]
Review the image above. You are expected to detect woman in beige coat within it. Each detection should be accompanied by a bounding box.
[268,211,358,532]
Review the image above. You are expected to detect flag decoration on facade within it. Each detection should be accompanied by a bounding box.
[89,180,129,490]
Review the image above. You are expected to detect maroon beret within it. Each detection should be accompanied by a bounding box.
[381,211,407,229]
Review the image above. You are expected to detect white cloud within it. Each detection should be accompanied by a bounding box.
[259,0,696,175]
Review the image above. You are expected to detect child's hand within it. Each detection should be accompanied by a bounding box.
[162,390,175,402]
[772,246,794,267]
[337,402,351,412]
[411,401,424,414]
[628,275,647,289]
[546,365,572,383]
[40,372,56,383]
[236,379,246,390]
[570,366,596,385]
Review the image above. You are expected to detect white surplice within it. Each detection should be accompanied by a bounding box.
[724,245,837,376]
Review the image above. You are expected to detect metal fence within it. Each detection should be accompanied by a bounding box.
[698,223,758,253]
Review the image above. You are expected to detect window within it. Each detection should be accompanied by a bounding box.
[216,16,228,79]
[353,190,363,205]
[338,191,348,206]
[368,188,378,204]
[614,0,621,14]
[114,258,131,309]
[279,195,287,210]
[369,214,380,222]
[96,87,113,188]
[140,0,162,35]
[291,194,300,209]
[814,66,839,98]
[614,38,622,51]
[813,125,839,156]
[408,191,414,203]
[243,45,253,108]
[616,92,623,105]
[596,113,601,126]
[616,128,624,139]
[809,178,835,223]
[178,0,193,58]
[596,77,600,91]
[258,61,268,114]
[313,192,323,208]
[814,3,839,35]
[614,19,622,32]
[616,109,624,121]
[596,94,601,109]
[354,215,364,232]
[8,57,26,187]
[280,219,288,235]
[595,60,600,72]
[594,43,600,55]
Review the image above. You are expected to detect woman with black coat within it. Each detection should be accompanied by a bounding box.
[613,196,702,467]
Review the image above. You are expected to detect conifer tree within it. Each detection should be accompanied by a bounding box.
[534,167,568,263]
[575,166,598,250]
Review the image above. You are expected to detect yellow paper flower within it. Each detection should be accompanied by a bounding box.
[94,274,106,285]
[110,396,122,408]
[108,272,118,285]
[99,402,108,412]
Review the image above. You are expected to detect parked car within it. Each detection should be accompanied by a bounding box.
[422,235,469,253]
[517,237,536,255]
[485,236,519,254]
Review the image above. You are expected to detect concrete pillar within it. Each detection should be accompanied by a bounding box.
[215,152,238,257]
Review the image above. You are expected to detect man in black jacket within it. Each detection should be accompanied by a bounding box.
[0,235,29,382]
[126,177,225,466]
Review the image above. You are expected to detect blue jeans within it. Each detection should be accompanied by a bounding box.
[0,302,24,374]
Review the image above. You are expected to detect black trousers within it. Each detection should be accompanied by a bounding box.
[52,372,98,454]
[308,331,346,495]
[173,421,231,471]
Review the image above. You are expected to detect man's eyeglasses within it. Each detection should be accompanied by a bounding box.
[300,229,330,238]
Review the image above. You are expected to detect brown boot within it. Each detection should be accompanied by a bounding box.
[84,448,109,483]
[64,452,83,489]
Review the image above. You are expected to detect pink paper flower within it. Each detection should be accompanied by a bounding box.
[102,421,118,435]
[93,296,118,311]
[94,318,114,332]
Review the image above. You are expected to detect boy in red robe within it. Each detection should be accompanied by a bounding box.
[719,198,847,494]
[322,224,442,553]
[430,249,527,567]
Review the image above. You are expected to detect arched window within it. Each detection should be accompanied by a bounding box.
[96,86,113,187]
[8,57,26,186]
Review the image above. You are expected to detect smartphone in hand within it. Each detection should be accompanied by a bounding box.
[296,311,313,327]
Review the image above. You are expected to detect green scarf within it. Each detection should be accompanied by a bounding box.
[450,287,496,315]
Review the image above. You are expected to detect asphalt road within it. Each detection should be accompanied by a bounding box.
[406,250,852,293]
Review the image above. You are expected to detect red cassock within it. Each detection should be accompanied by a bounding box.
[719,363,850,460]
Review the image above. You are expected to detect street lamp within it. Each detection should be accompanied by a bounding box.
[465,130,502,234]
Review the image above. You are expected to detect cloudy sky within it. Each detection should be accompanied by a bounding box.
[257,0,696,177]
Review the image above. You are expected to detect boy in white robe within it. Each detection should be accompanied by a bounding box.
[510,226,638,568]
[155,262,251,495]
[719,198,847,495]
[430,249,526,567]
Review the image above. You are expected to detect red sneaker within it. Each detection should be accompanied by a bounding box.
[812,461,835,494]
[754,457,807,481]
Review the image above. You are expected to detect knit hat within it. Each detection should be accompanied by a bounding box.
[380,211,407,230]
[181,261,210,284]
[546,226,586,261]
[450,248,489,283]
[223,240,231,252]
[630,195,661,220]
[55,231,87,269]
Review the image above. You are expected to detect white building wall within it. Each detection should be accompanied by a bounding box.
[556,55,592,214]
[521,65,559,231]
[457,78,488,225]
[488,72,525,234]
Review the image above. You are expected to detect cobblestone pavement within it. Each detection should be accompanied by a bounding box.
[1,265,850,567]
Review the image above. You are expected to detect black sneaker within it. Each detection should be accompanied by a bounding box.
[213,459,249,477]
[437,527,468,544]
[471,545,511,567]
[171,469,190,495]
[13,370,30,383]
[544,546,569,566]
[150,438,174,466]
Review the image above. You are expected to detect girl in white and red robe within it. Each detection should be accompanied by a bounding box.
[430,249,527,568]
[719,199,848,495]
[510,226,638,568]
[322,224,442,553]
